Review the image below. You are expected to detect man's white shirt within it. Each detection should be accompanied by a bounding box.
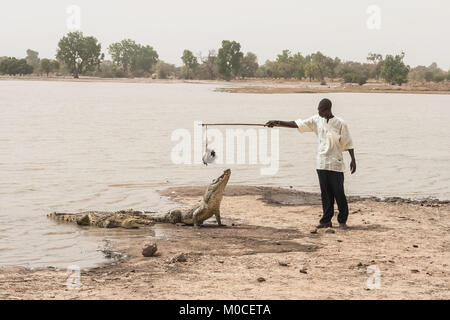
[295,115,353,172]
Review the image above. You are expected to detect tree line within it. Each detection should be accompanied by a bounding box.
[1,31,450,86]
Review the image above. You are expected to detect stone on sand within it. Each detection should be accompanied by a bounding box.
[142,243,158,257]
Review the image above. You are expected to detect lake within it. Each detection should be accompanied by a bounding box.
[0,80,449,268]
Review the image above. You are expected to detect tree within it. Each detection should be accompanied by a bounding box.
[408,63,447,83]
[336,61,371,85]
[292,52,306,79]
[381,52,410,85]
[241,52,258,78]
[0,57,33,75]
[51,60,60,74]
[181,50,198,79]
[40,58,51,76]
[154,61,176,79]
[40,59,59,76]
[367,52,383,79]
[108,39,158,77]
[108,39,139,74]
[132,45,158,76]
[304,52,337,81]
[26,49,40,72]
[56,31,104,78]
[217,40,243,80]
[200,50,218,80]
[275,50,296,78]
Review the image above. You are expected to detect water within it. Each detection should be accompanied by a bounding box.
[0,80,449,268]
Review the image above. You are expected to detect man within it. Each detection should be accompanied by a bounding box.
[265,98,356,229]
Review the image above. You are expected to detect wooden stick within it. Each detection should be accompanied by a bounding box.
[201,123,267,127]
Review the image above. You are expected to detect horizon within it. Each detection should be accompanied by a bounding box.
[0,0,449,69]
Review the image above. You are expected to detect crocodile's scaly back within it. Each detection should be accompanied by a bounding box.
[47,169,232,228]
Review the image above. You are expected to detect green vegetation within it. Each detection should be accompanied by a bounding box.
[0,57,33,75]
[240,52,259,78]
[409,63,448,83]
[217,40,243,80]
[381,52,410,86]
[40,59,60,76]
[1,33,449,85]
[56,31,104,78]
[181,50,198,79]
[108,39,159,77]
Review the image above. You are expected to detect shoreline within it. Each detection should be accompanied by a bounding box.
[1,185,449,299]
[1,76,450,95]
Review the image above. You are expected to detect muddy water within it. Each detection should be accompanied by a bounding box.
[0,80,449,268]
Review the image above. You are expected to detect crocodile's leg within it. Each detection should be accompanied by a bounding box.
[192,206,204,228]
[215,210,224,226]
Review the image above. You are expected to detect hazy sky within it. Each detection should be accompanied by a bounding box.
[1,0,449,69]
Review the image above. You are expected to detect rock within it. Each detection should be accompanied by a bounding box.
[218,260,224,264]
[142,243,158,257]
[310,228,318,234]
[325,229,335,234]
[299,268,308,274]
[278,261,289,267]
[413,244,418,248]
[257,277,266,283]
[411,269,420,273]
[171,253,187,263]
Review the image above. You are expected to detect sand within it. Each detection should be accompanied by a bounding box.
[1,75,450,95]
[0,186,449,300]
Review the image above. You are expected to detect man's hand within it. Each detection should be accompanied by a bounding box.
[350,159,356,174]
[265,120,298,128]
[348,149,356,174]
[265,120,280,128]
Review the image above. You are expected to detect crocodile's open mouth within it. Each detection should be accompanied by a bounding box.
[204,169,231,202]
[210,169,231,187]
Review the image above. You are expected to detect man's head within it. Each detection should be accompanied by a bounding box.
[318,98,333,119]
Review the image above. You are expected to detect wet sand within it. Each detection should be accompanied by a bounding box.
[214,79,450,95]
[0,186,448,300]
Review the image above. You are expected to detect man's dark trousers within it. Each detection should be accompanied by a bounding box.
[316,169,349,224]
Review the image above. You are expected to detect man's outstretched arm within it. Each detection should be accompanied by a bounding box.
[348,149,356,174]
[265,120,298,128]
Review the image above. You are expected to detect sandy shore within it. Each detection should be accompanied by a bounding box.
[1,75,450,95]
[0,186,448,300]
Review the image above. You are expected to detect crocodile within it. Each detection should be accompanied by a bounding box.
[47,169,231,228]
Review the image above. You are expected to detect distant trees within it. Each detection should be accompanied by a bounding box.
[367,52,383,79]
[108,39,159,77]
[240,52,259,78]
[26,49,40,71]
[304,52,339,81]
[0,57,33,75]
[181,50,198,79]
[56,32,104,78]
[217,40,243,80]
[381,52,410,85]
[5,34,448,85]
[40,59,60,76]
[409,62,447,83]
[154,61,176,79]
[335,61,372,85]
[196,50,218,80]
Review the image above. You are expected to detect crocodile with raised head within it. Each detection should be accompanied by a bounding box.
[47,169,231,228]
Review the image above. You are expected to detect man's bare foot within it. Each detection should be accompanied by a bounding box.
[316,222,332,229]
[339,223,349,229]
